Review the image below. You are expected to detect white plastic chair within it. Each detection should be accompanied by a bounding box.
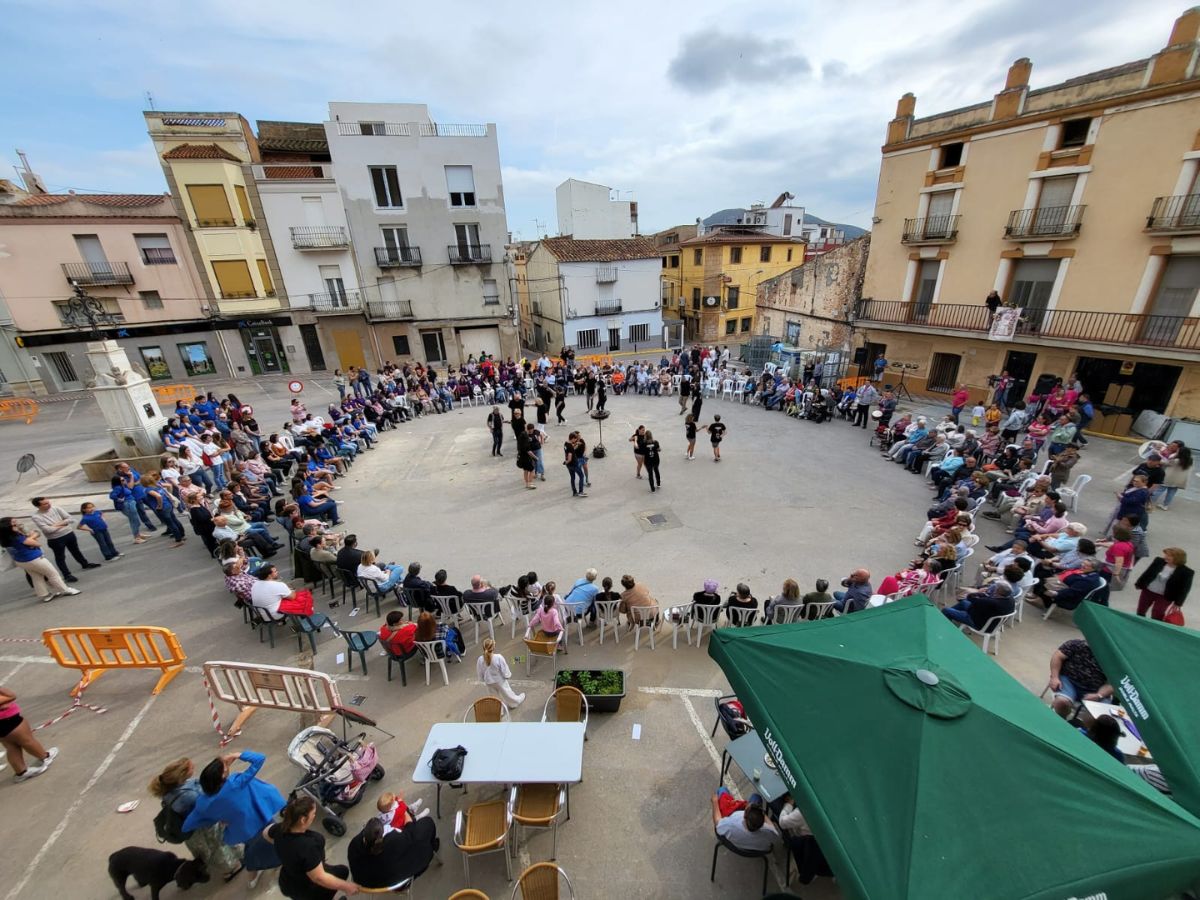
[669,602,696,648]
[721,379,735,400]
[802,600,836,621]
[670,374,682,395]
[1059,473,1092,514]
[1043,577,1107,622]
[961,533,981,550]
[433,593,465,628]
[770,603,806,624]
[555,597,588,647]
[465,599,505,645]
[415,639,450,686]
[505,588,533,640]
[724,606,758,628]
[593,599,621,645]
[1010,585,1025,623]
[959,611,1017,655]
[690,602,721,643]
[630,603,660,650]
[731,380,745,402]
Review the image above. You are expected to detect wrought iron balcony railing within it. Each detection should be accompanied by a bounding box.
[375,246,422,267]
[306,289,363,312]
[290,226,350,250]
[448,243,491,264]
[596,267,618,283]
[1146,194,1200,232]
[595,300,623,316]
[365,299,415,320]
[901,215,960,244]
[1004,205,1085,239]
[62,261,134,286]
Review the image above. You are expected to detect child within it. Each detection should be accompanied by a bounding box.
[984,403,1002,429]
[970,404,986,427]
[375,790,426,835]
[705,415,727,462]
[684,415,697,461]
[77,502,120,561]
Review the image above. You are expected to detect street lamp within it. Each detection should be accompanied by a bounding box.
[62,281,120,339]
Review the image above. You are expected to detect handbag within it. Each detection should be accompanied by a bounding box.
[1164,605,1186,627]
[429,745,468,781]
[278,588,315,617]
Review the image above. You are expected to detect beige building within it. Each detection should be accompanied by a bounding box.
[859,8,1200,425]
[0,181,231,394]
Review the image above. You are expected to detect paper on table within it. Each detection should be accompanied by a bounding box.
[632,723,641,740]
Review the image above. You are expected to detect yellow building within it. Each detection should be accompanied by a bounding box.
[860,8,1200,424]
[676,233,803,342]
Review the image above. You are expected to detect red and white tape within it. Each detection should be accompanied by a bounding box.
[31,676,108,731]
[201,674,240,748]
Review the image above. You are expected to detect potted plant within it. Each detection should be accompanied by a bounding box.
[555,668,626,713]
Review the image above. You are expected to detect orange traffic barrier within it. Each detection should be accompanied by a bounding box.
[0,397,39,424]
[152,383,199,407]
[42,626,187,696]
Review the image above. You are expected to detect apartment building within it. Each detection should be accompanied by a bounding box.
[0,180,226,394]
[524,237,664,353]
[325,102,516,365]
[556,179,637,239]
[145,112,305,377]
[859,8,1200,423]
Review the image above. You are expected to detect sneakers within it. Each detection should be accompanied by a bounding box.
[41,747,58,769]
[13,748,55,783]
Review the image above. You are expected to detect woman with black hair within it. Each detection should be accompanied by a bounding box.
[347,812,439,888]
[271,795,359,898]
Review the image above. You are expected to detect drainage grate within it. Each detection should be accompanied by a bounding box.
[646,513,668,525]
[634,509,681,533]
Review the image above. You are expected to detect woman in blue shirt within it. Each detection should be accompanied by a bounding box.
[183,750,285,875]
[0,517,77,601]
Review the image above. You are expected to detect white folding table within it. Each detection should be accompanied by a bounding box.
[412,721,585,815]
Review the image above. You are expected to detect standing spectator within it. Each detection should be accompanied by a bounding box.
[333,369,348,401]
[149,758,244,881]
[141,474,186,547]
[872,353,888,382]
[853,382,879,428]
[486,406,505,457]
[515,424,536,491]
[183,750,286,878]
[76,502,120,561]
[1134,548,1193,622]
[30,497,98,581]
[356,366,373,398]
[705,415,727,462]
[0,517,78,601]
[642,430,662,493]
[950,384,970,424]
[1153,443,1193,510]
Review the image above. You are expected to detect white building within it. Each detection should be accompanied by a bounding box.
[324,102,516,365]
[556,179,637,239]
[525,237,664,353]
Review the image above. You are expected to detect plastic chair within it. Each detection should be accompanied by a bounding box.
[770,603,805,624]
[724,606,758,628]
[331,625,379,674]
[336,567,360,607]
[1060,473,1092,513]
[731,380,745,402]
[455,799,512,885]
[555,599,587,647]
[511,862,575,900]
[629,604,660,650]
[959,611,1017,655]
[542,685,588,740]
[247,605,280,647]
[593,599,622,645]
[690,602,721,644]
[505,588,533,640]
[433,593,465,627]
[711,833,771,897]
[289,613,329,654]
[465,696,510,722]
[1010,585,1025,623]
[357,577,390,617]
[398,587,423,621]
[523,631,562,675]
[382,641,419,686]
[721,379,735,400]
[1043,577,1107,622]
[415,639,450,685]
[509,788,569,861]
[669,602,695,648]
[466,599,506,645]
[802,601,836,621]
[315,560,339,600]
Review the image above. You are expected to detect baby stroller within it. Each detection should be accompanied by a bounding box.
[288,725,384,836]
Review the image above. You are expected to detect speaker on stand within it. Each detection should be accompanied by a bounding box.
[890,363,916,402]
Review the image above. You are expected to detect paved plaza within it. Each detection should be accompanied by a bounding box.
[1,378,1197,900]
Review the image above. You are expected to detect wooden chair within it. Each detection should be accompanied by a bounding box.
[454,799,512,885]
[523,631,561,676]
[448,892,490,900]
[541,685,588,739]
[509,786,569,861]
[465,696,510,722]
[592,599,621,645]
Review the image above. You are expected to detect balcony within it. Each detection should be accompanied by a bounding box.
[595,300,623,316]
[62,261,134,286]
[195,218,237,228]
[901,215,960,245]
[366,299,415,320]
[448,243,491,264]
[290,226,350,250]
[532,300,544,317]
[596,267,618,283]
[215,296,283,315]
[252,163,334,181]
[1146,194,1200,234]
[375,246,423,268]
[305,289,363,313]
[855,299,1200,352]
[1004,205,1085,240]
[336,121,413,136]
[418,123,488,137]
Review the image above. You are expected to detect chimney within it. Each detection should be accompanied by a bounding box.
[991,58,1032,120]
[1146,7,1200,86]
[886,93,916,145]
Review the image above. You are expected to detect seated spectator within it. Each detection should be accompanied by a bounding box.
[725,582,759,625]
[618,574,658,626]
[462,574,501,619]
[348,816,438,889]
[414,610,463,659]
[877,560,941,598]
[403,561,436,612]
[379,610,417,656]
[250,565,295,622]
[1080,714,1125,763]
[801,579,834,615]
[711,788,779,853]
[1048,639,1112,713]
[430,569,462,613]
[526,594,566,648]
[1031,558,1104,610]
[942,567,1019,630]
[223,557,258,607]
[594,576,621,613]
[561,568,600,621]
[1033,538,1097,594]
[693,579,722,607]
[308,534,338,566]
[976,540,1032,585]
[358,550,405,593]
[336,534,364,572]
[764,579,801,620]
[833,569,873,613]
[212,515,277,557]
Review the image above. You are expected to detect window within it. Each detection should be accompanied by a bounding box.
[628,323,649,343]
[391,334,411,356]
[740,317,752,332]
[256,259,275,296]
[939,142,964,168]
[1146,257,1200,344]
[445,165,476,207]
[139,346,171,380]
[913,259,940,320]
[211,259,255,298]
[725,320,737,335]
[359,121,385,135]
[1059,118,1091,149]
[670,255,679,268]
[787,248,793,262]
[454,222,481,253]
[369,166,403,208]
[420,329,447,363]
[692,287,701,310]
[138,290,163,310]
[760,246,772,263]
[661,257,667,269]
[381,226,410,251]
[730,246,743,264]
[319,265,346,304]
[186,185,234,226]
[482,279,500,305]
[927,352,961,393]
[783,214,793,236]
[1010,258,1061,331]
[45,351,79,385]
[135,234,175,265]
[693,249,703,265]
[577,328,601,350]
[664,233,678,244]
[178,342,216,376]
[234,184,253,224]
[726,286,740,309]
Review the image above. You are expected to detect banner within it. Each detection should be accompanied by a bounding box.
[988,307,1023,341]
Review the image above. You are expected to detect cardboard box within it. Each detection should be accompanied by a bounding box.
[1103,383,1122,406]
[1087,411,1108,434]
[1113,414,1134,436]
[1115,385,1134,407]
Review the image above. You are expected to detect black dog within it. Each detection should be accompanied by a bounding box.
[107,847,209,900]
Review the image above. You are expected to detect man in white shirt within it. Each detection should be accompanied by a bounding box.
[250,565,294,621]
[712,789,779,853]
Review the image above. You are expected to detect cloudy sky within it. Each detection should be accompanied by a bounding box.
[0,0,1178,238]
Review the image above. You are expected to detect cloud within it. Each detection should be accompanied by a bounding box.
[667,28,811,94]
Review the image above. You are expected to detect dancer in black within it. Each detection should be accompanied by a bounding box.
[705,415,727,462]
[554,383,567,424]
[629,425,647,479]
[643,430,662,492]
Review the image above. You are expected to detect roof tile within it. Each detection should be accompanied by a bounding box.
[162,143,241,161]
[539,236,661,263]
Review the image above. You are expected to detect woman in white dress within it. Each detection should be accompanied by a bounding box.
[475,638,524,708]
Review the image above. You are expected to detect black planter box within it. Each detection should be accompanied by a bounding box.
[555,669,626,713]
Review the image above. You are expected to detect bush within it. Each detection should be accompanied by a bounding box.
[556,669,623,696]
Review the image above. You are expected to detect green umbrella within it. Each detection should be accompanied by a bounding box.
[1076,601,1200,817]
[708,594,1200,900]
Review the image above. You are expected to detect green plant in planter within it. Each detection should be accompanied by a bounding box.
[557,669,623,695]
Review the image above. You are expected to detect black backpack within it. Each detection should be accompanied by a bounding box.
[429,745,468,781]
[154,801,191,844]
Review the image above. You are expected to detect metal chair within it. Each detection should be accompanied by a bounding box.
[357,877,414,895]
[454,799,512,885]
[593,599,622,645]
[510,862,575,900]
[330,624,379,674]
[523,631,561,676]
[508,786,569,860]
[629,603,660,650]
[711,833,771,897]
[770,603,806,624]
[448,891,490,900]
[415,639,450,686]
[690,602,721,644]
[669,602,696,648]
[542,685,588,739]
[465,696,510,722]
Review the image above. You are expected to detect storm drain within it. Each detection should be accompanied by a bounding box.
[635,510,681,532]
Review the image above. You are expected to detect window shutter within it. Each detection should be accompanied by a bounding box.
[212,260,256,298]
[186,185,234,224]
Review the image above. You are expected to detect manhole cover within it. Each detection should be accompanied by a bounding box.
[646,513,668,525]
[634,510,681,533]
